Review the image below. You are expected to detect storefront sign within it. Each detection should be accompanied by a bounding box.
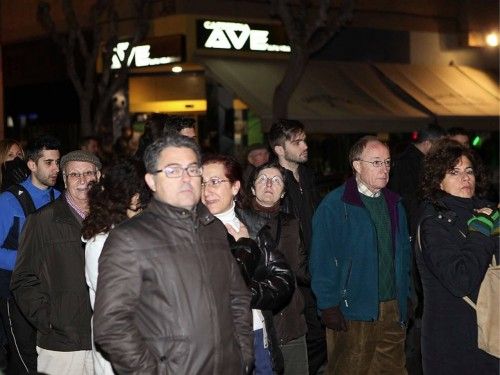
[111,42,182,69]
[197,20,290,53]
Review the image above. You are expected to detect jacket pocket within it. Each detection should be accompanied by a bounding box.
[145,336,189,373]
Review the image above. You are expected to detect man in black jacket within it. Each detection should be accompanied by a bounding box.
[388,124,445,375]
[268,119,325,374]
[11,150,101,375]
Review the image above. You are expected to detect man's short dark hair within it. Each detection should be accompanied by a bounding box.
[143,133,201,174]
[268,119,305,150]
[416,124,446,143]
[25,135,61,163]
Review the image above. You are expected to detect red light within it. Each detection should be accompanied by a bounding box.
[411,131,418,141]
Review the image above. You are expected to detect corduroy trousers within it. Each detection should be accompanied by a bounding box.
[325,300,407,375]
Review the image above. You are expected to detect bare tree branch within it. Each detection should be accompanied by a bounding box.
[270,0,354,120]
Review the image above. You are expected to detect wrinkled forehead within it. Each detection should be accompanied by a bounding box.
[361,141,389,159]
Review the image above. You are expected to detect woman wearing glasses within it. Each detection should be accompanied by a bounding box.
[247,161,309,375]
[81,159,151,374]
[201,154,294,375]
[416,139,499,374]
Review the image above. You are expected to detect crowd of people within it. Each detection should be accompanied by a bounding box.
[0,116,497,375]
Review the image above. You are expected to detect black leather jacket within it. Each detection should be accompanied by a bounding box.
[233,207,295,374]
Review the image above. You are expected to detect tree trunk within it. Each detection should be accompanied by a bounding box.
[80,96,93,137]
[272,49,308,121]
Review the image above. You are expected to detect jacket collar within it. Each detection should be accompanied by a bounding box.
[52,196,82,227]
[342,176,401,246]
[148,198,215,226]
[342,176,400,208]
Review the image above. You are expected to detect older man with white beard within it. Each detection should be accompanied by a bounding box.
[11,150,101,375]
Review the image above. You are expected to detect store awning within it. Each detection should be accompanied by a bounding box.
[202,58,431,133]
[375,63,499,130]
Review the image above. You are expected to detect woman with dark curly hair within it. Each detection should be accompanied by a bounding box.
[81,159,151,374]
[416,139,499,374]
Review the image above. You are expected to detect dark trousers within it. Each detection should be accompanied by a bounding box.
[300,287,327,375]
[0,297,37,374]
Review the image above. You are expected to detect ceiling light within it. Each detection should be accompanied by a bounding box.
[172,66,183,73]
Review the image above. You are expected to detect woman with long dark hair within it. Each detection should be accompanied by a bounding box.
[416,139,499,374]
[81,159,151,374]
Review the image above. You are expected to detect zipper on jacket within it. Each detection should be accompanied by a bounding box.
[341,260,352,308]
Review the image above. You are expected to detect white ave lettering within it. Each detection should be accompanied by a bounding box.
[202,20,290,53]
[111,42,180,69]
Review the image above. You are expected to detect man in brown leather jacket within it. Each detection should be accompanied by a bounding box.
[93,134,253,374]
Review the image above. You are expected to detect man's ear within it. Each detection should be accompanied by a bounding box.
[27,159,37,173]
[145,173,156,192]
[274,145,284,158]
[352,160,362,175]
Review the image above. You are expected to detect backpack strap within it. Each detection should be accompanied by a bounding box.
[6,184,36,217]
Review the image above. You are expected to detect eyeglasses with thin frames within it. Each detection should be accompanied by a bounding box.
[255,174,284,186]
[65,170,97,180]
[153,164,202,178]
[201,177,230,188]
[356,159,391,168]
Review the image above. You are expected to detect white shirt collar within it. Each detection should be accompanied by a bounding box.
[356,176,381,198]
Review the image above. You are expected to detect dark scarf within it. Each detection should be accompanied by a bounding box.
[251,197,281,215]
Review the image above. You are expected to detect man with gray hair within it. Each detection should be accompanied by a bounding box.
[93,134,253,373]
[11,150,101,375]
[310,136,411,374]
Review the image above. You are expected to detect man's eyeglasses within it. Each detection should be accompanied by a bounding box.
[154,164,202,178]
[201,177,230,188]
[65,170,97,180]
[356,159,391,168]
[255,174,284,187]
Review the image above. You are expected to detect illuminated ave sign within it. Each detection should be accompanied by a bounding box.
[198,20,290,53]
[111,42,181,69]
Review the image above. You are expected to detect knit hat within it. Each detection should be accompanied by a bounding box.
[60,150,102,171]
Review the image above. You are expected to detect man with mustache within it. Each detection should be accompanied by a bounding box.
[268,119,325,374]
[11,150,101,375]
[93,134,253,374]
[310,136,411,374]
[0,135,61,374]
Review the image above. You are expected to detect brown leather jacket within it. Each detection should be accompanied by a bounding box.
[93,199,253,374]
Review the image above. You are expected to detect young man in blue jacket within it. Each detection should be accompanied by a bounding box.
[0,135,61,374]
[310,135,411,374]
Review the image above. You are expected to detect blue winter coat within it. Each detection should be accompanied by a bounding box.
[310,177,411,324]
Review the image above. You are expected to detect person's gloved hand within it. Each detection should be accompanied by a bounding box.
[468,208,499,237]
[1,157,29,190]
[321,306,347,331]
[492,209,499,237]
[231,238,261,285]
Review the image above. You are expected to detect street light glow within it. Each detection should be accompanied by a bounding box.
[485,32,498,47]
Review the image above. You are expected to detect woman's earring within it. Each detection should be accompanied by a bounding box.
[280,193,285,198]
